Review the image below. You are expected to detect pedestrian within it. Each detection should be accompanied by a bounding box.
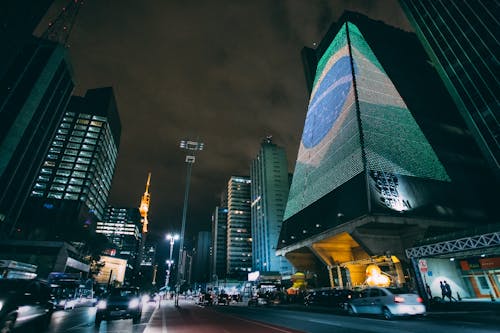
[440,281,446,300]
[425,283,432,299]
[444,281,456,301]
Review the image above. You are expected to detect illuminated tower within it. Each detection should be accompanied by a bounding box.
[139,173,151,234]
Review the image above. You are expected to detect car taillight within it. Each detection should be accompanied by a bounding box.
[417,297,423,303]
[394,296,405,303]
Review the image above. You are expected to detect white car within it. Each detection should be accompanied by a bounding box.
[347,287,425,320]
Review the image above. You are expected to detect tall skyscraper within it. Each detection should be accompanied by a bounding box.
[0,39,74,238]
[210,206,228,281]
[277,12,491,288]
[400,0,500,180]
[250,137,293,274]
[21,87,121,240]
[96,207,142,262]
[226,176,252,278]
[193,231,211,283]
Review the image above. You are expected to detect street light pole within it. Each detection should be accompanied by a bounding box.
[175,139,204,306]
[165,233,179,289]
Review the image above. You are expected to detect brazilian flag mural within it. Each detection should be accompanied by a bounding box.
[284,22,449,221]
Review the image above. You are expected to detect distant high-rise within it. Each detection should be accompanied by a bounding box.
[250,137,293,274]
[226,176,252,277]
[0,39,74,238]
[21,87,121,240]
[210,206,228,280]
[97,206,142,263]
[400,0,500,180]
[193,231,211,283]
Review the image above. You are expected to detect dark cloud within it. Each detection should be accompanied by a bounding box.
[38,0,411,237]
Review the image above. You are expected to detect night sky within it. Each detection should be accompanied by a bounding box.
[37,0,412,240]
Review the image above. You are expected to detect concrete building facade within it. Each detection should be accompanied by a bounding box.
[250,137,293,274]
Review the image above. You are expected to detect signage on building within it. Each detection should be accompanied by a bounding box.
[418,259,428,272]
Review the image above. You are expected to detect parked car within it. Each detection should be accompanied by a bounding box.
[95,287,143,327]
[304,288,355,310]
[0,278,54,332]
[347,287,425,320]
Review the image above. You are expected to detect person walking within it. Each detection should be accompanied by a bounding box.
[444,281,457,301]
[440,281,446,300]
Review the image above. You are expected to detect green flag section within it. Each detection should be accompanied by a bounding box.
[284,22,449,221]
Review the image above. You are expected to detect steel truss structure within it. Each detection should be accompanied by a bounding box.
[406,231,500,258]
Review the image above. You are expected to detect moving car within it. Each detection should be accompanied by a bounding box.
[347,287,425,320]
[217,293,230,305]
[95,287,142,327]
[304,288,355,310]
[0,278,54,332]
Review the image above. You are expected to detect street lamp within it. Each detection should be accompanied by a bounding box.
[176,139,204,306]
[165,233,179,289]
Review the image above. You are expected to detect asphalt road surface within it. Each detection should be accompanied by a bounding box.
[38,299,500,333]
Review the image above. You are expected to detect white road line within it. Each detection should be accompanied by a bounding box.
[307,318,344,327]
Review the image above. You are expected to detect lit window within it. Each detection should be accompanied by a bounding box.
[56,170,71,177]
[64,193,79,200]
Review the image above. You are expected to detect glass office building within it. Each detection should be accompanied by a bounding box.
[400,0,499,180]
[24,87,121,239]
[0,39,74,238]
[226,176,252,277]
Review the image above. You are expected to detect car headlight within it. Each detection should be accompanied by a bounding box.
[128,298,140,309]
[97,300,107,309]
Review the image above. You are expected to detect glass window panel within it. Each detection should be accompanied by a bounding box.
[48,192,63,199]
[77,157,90,164]
[79,151,92,157]
[54,177,68,184]
[67,143,80,149]
[74,164,88,171]
[62,156,76,162]
[67,185,81,192]
[56,170,71,176]
[69,137,83,143]
[69,178,83,185]
[72,130,85,137]
[64,193,79,200]
[84,138,97,145]
[50,184,65,191]
[75,125,87,130]
[72,171,86,177]
[60,162,73,169]
[77,119,89,124]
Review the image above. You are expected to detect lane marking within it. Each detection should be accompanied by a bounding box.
[307,318,344,327]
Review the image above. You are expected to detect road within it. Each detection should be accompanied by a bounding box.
[39,299,500,333]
